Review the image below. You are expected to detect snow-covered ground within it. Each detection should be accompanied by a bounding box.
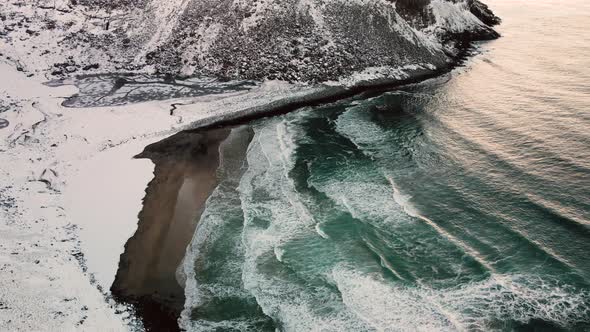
[0,62,145,331]
[0,59,333,330]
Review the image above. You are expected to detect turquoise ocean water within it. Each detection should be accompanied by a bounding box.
[180,1,590,330]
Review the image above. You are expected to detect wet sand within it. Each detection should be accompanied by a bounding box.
[111,128,230,331]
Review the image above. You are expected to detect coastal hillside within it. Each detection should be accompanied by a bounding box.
[0,0,499,82]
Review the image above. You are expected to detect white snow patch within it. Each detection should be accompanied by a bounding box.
[429,0,487,33]
[326,63,437,87]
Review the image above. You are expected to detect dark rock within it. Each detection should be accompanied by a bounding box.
[82,63,99,71]
[11,0,500,83]
[469,0,501,26]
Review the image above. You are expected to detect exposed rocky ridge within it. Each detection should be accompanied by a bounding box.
[0,0,500,83]
[468,0,501,26]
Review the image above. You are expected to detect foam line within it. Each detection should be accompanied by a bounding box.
[315,223,330,239]
[362,237,406,281]
[387,176,496,274]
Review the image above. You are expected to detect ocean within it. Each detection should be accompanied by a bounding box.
[176,0,590,330]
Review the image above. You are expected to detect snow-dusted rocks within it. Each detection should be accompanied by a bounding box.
[0,0,499,83]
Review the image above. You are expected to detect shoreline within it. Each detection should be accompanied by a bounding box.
[0,59,227,330]
[111,128,231,331]
[104,39,498,331]
[0,31,498,331]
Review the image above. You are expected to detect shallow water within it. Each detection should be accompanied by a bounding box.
[177,0,590,330]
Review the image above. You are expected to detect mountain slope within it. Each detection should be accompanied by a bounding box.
[0,0,499,83]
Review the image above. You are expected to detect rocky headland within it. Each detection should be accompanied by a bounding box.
[1,0,499,83]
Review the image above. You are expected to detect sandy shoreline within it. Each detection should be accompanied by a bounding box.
[0,36,488,330]
[0,60,350,330]
[0,60,252,330]
[112,128,231,331]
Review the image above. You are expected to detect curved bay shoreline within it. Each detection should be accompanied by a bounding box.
[0,38,498,331]
[0,2,501,330]
[108,36,500,330]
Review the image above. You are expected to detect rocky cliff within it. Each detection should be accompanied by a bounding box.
[0,0,499,83]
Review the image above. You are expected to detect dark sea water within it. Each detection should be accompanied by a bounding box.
[179,1,590,330]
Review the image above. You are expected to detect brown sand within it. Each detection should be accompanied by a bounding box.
[111,128,230,328]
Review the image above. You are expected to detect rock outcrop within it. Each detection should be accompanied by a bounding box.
[0,0,500,83]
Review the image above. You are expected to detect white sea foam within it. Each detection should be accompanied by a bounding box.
[180,177,236,326]
[315,223,330,239]
[238,115,314,242]
[184,318,267,332]
[315,180,409,227]
[274,246,286,262]
[180,127,252,330]
[335,104,496,273]
[237,115,376,331]
[186,104,589,331]
[335,103,389,152]
[363,237,406,281]
[332,266,590,331]
[326,98,590,330]
[387,176,496,274]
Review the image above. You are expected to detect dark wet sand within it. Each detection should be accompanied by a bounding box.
[111,128,230,331]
